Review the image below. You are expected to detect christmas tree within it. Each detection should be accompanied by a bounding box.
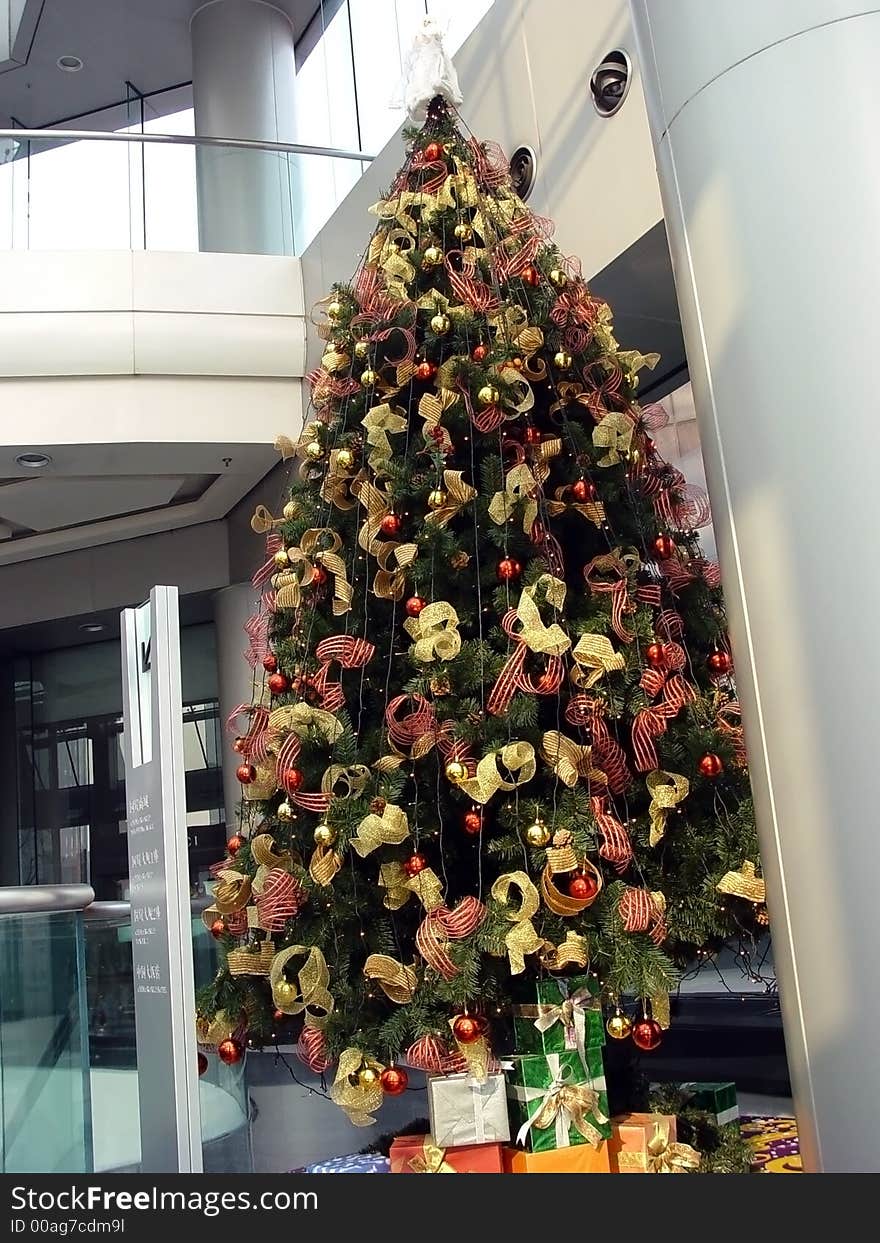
[197,89,763,1120]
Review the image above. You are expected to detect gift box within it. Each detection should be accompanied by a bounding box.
[680,1081,739,1126]
[300,1153,390,1174]
[511,973,604,1061]
[389,1134,504,1173]
[506,1049,610,1153]
[608,1113,700,1173]
[426,1071,510,1148]
[502,1142,611,1173]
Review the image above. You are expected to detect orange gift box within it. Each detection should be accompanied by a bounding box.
[503,1143,611,1173]
[389,1134,504,1173]
[608,1112,677,1173]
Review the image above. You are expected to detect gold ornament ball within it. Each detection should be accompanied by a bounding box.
[445,760,468,784]
[553,350,573,370]
[606,1011,633,1041]
[360,369,378,387]
[524,819,551,848]
[477,384,500,407]
[276,801,294,822]
[327,299,345,322]
[430,313,452,335]
[273,549,290,569]
[313,823,337,848]
[422,245,444,269]
[282,501,299,521]
[354,340,369,359]
[336,448,355,471]
[428,488,448,510]
[549,268,568,290]
[305,440,324,461]
[274,979,297,1007]
[454,222,473,241]
[358,1066,381,1088]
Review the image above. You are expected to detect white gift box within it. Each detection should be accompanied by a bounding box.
[426,1071,511,1148]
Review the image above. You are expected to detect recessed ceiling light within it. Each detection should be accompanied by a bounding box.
[15,451,52,469]
[79,623,106,634]
[57,54,83,72]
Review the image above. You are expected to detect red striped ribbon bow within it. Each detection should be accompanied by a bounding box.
[444,250,500,315]
[590,794,633,872]
[619,887,667,944]
[256,868,306,932]
[583,551,640,643]
[717,700,748,766]
[226,704,271,765]
[458,379,505,434]
[486,608,566,717]
[466,136,509,188]
[243,603,271,668]
[273,729,331,813]
[631,647,697,773]
[564,694,630,793]
[297,1025,333,1074]
[253,533,283,590]
[415,896,486,980]
[312,635,375,712]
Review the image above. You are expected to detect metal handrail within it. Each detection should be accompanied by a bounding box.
[83,895,213,922]
[0,883,95,914]
[0,127,376,162]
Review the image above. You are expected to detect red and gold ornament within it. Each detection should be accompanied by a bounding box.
[217,1038,245,1066]
[267,672,290,696]
[423,140,444,162]
[403,853,427,877]
[571,478,596,502]
[209,918,225,940]
[698,753,724,778]
[497,557,522,582]
[653,534,677,560]
[405,596,426,618]
[310,565,328,586]
[521,264,540,287]
[226,834,244,856]
[262,653,278,673]
[567,870,600,901]
[451,1014,482,1045]
[707,650,733,676]
[380,513,402,537]
[462,808,482,835]
[472,343,488,362]
[236,763,256,785]
[631,1018,663,1052]
[232,737,245,754]
[645,642,666,669]
[416,360,437,381]
[282,767,304,791]
[380,1066,409,1096]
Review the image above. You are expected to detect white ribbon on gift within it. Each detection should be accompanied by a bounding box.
[508,1053,607,1149]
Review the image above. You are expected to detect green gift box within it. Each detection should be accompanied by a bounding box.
[680,1082,739,1126]
[511,973,604,1060]
[506,1049,611,1153]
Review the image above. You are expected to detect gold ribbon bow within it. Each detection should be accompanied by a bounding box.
[269,945,334,1023]
[361,402,407,470]
[593,410,635,466]
[541,731,607,787]
[330,1048,384,1127]
[646,770,690,846]
[270,703,344,745]
[363,954,418,1004]
[646,1120,701,1173]
[309,842,342,887]
[250,833,292,870]
[538,931,590,971]
[546,485,606,529]
[213,870,252,914]
[350,803,410,857]
[353,477,419,600]
[299,528,353,615]
[491,871,543,974]
[403,601,461,663]
[196,1009,237,1048]
[407,1137,455,1174]
[571,633,626,688]
[418,388,459,454]
[320,448,359,511]
[379,861,412,910]
[513,584,571,656]
[458,741,537,805]
[424,470,477,528]
[520,1077,608,1149]
[250,503,285,534]
[716,860,766,903]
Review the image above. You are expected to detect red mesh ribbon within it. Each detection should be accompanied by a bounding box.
[486,608,565,716]
[590,794,632,872]
[306,367,361,403]
[257,868,306,932]
[312,635,375,712]
[244,602,271,668]
[578,358,627,419]
[717,700,748,766]
[253,534,283,590]
[227,705,271,766]
[631,644,697,772]
[467,136,509,189]
[415,897,486,980]
[297,1026,333,1074]
[444,250,500,314]
[584,553,638,643]
[405,1034,446,1072]
[565,694,630,793]
[619,887,667,944]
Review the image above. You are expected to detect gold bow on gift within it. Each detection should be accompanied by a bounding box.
[646,1120,701,1173]
[403,601,461,663]
[424,470,477,528]
[593,410,635,466]
[458,741,537,805]
[350,802,410,857]
[490,871,543,974]
[646,770,690,846]
[269,944,334,1022]
[330,1048,384,1127]
[517,1075,608,1149]
[541,730,607,787]
[571,633,625,688]
[363,954,418,1004]
[362,402,407,470]
[407,1137,456,1174]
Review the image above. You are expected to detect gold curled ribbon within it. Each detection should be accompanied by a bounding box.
[309,842,342,887]
[379,861,412,910]
[716,860,766,904]
[457,741,537,805]
[320,763,370,799]
[227,940,275,977]
[546,485,606,529]
[403,601,461,663]
[405,865,445,912]
[299,528,353,616]
[406,1137,455,1174]
[330,1048,384,1127]
[418,388,458,453]
[541,730,607,787]
[424,470,477,528]
[491,871,543,974]
[375,539,419,602]
[489,462,540,533]
[350,803,410,857]
[571,633,626,688]
[593,411,635,466]
[213,870,252,914]
[241,765,277,802]
[646,1120,701,1173]
[196,1009,237,1048]
[320,448,359,510]
[270,702,344,744]
[538,931,590,971]
[362,402,407,470]
[646,770,690,846]
[250,503,284,534]
[250,833,291,870]
[512,585,571,656]
[269,945,333,1023]
[363,954,418,1004]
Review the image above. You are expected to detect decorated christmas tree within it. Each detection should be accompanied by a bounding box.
[196,63,763,1129]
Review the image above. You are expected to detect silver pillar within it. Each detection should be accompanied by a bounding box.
[213,582,259,832]
[629,1,880,1171]
[191,0,297,254]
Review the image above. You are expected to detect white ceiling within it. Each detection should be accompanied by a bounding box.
[0,474,187,530]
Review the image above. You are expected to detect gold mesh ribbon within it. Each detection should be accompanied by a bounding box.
[541,832,603,916]
[242,765,277,802]
[379,861,412,910]
[196,1010,237,1047]
[403,601,461,663]
[406,1137,455,1174]
[320,448,359,510]
[571,633,625,688]
[406,866,445,912]
[353,476,419,600]
[424,470,477,528]
[448,1017,491,1083]
[489,463,540,533]
[512,582,571,655]
[269,945,333,1023]
[270,702,344,744]
[227,940,275,977]
[361,402,407,470]
[546,484,606,528]
[309,842,342,887]
[541,730,606,787]
[299,528,353,616]
[646,770,690,846]
[716,860,766,903]
[250,833,291,870]
[213,870,252,914]
[330,1048,384,1126]
[593,411,635,466]
[350,802,410,857]
[457,741,536,805]
[491,871,543,974]
[651,992,671,1030]
[363,954,418,1004]
[321,763,370,799]
[418,388,458,453]
[250,504,285,533]
[646,1120,701,1173]
[538,931,590,971]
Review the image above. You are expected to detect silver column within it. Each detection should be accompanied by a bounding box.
[629,0,880,1171]
[191,0,297,254]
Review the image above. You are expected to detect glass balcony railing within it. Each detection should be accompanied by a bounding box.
[0,885,94,1173]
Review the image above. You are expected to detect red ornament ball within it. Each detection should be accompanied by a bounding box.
[423,141,444,162]
[523,425,542,446]
[380,513,402,537]
[645,642,666,669]
[262,653,278,673]
[567,871,599,901]
[462,809,483,835]
[236,763,256,785]
[282,767,304,791]
[310,565,328,586]
[197,1052,208,1077]
[698,753,724,778]
[217,1038,245,1066]
[416,360,437,381]
[232,736,246,754]
[226,834,244,856]
[451,1014,482,1045]
[380,1066,409,1096]
[403,853,428,878]
[472,343,488,362]
[497,557,522,582]
[653,534,677,560]
[707,650,733,676]
[405,596,427,618]
[631,1018,663,1052]
[571,478,597,502]
[209,918,225,940]
[267,672,290,696]
[521,264,541,287]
